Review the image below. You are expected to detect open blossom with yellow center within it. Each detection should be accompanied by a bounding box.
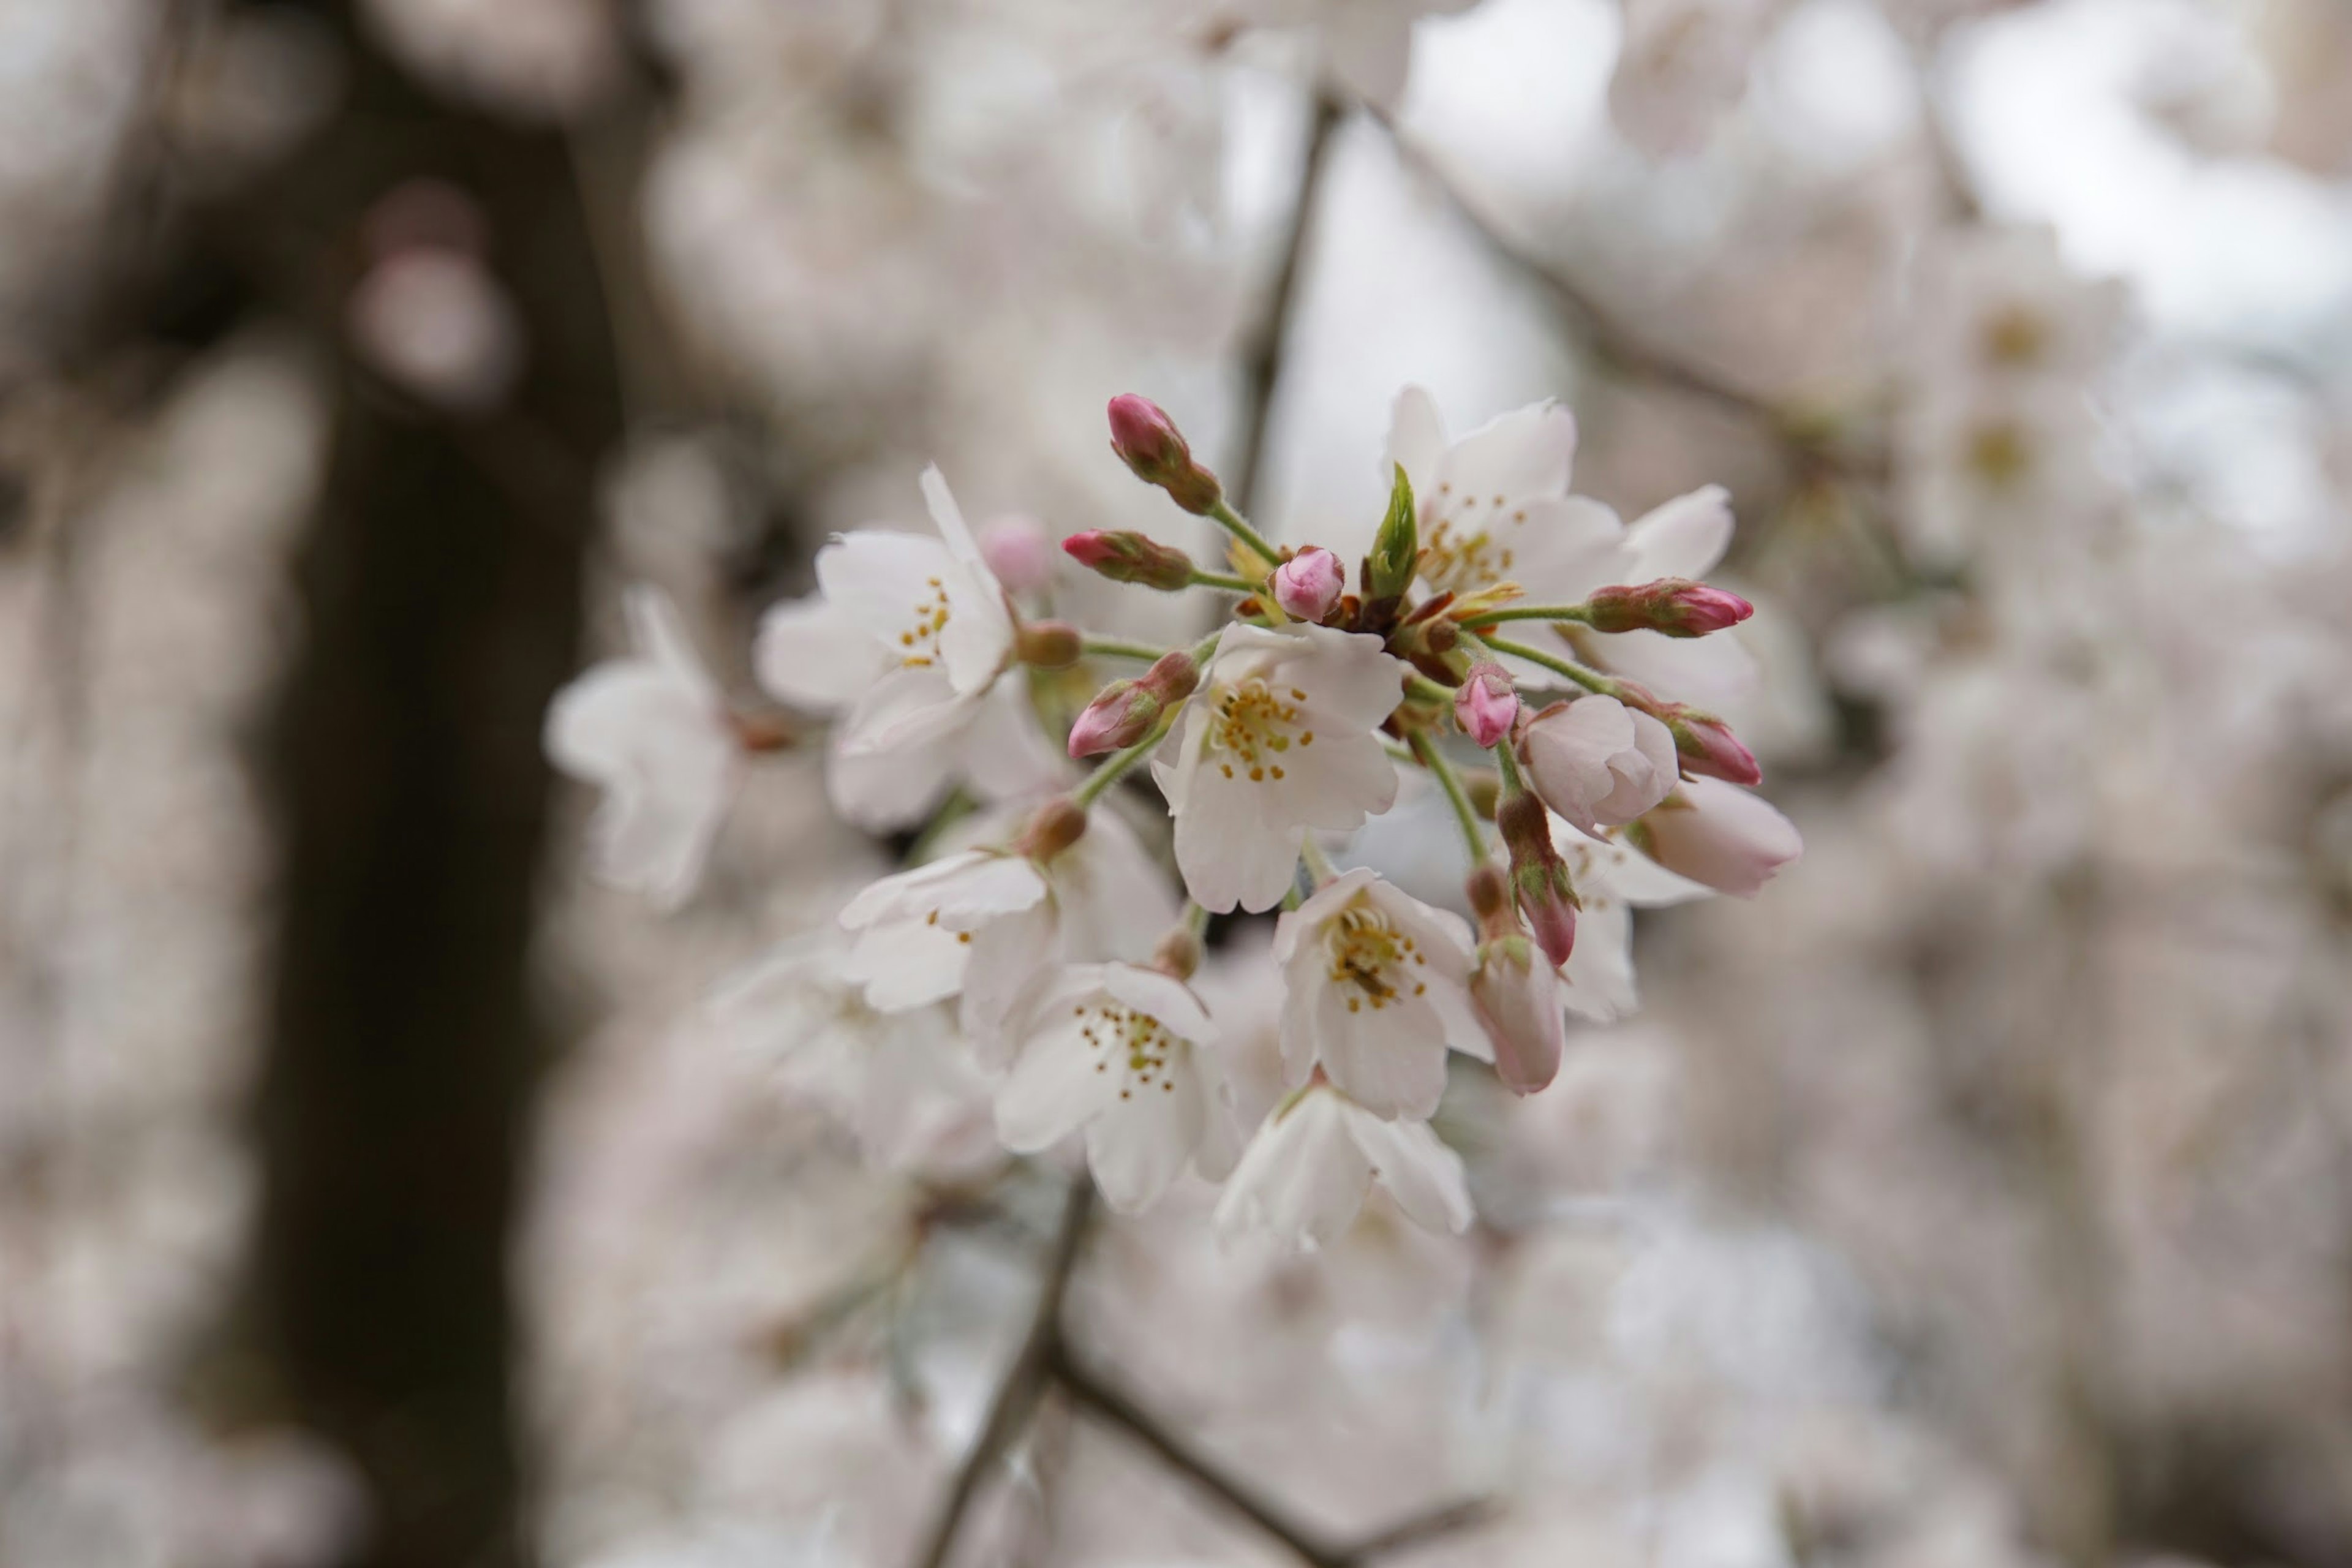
[1156,622,1408,914]
[993,962,1236,1214]
[1272,868,1485,1120]
[753,466,1017,831]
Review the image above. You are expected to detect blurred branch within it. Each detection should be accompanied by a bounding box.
[1231,92,1343,523]
[1357,100,1891,481]
[1051,1343,1494,1567]
[912,1176,1096,1568]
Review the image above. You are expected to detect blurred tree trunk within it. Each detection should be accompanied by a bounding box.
[243,7,624,1566]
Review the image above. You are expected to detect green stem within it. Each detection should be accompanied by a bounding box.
[1298,835,1338,888]
[1409,730,1486,862]
[1459,603,1597,628]
[1493,736,1526,796]
[1183,900,1212,938]
[1478,633,1617,696]
[1403,670,1457,707]
[1188,569,1259,594]
[1080,635,1170,662]
[1205,497,1284,571]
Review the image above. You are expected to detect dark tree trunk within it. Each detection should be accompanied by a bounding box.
[244,9,625,1565]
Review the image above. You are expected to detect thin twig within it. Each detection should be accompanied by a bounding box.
[1051,1344,1495,1567]
[1231,92,1344,522]
[911,1178,1096,1568]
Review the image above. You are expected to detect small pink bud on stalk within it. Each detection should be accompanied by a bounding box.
[1061,529,1196,592]
[1626,777,1801,897]
[1581,577,1754,638]
[978,514,1055,594]
[1496,791,1578,967]
[1066,647,1200,758]
[1107,394,1223,514]
[1610,680,1763,788]
[1013,620,1082,668]
[1272,546,1345,622]
[1014,796,1090,862]
[1454,662,1519,748]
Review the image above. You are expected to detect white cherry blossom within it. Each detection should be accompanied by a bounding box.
[754,466,1016,831]
[545,584,740,909]
[1271,868,1483,1119]
[1381,385,1629,604]
[1549,822,1713,1024]
[1156,622,1406,914]
[1213,1082,1473,1249]
[838,806,1174,1054]
[993,962,1238,1213]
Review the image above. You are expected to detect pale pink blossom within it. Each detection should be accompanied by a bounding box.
[1273,546,1345,622]
[1632,777,1803,898]
[1471,934,1566,1095]
[1519,695,1681,836]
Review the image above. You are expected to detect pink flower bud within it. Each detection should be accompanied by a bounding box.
[1472,935,1565,1095]
[1453,662,1519,748]
[1061,529,1196,592]
[978,514,1055,594]
[1067,647,1199,758]
[1107,394,1223,514]
[1272,546,1345,621]
[1497,792,1579,967]
[1610,683,1763,788]
[1582,578,1754,638]
[1629,777,1800,897]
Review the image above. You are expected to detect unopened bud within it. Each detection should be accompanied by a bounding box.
[1582,578,1754,638]
[1498,790,1579,967]
[1364,463,1419,604]
[1062,529,1196,592]
[1151,925,1204,981]
[1471,934,1564,1095]
[1014,797,1089,862]
[1067,647,1198,757]
[978,514,1055,594]
[1272,546,1345,622]
[1107,394,1223,514]
[1464,863,1510,927]
[1454,662,1518,748]
[1611,682,1763,788]
[1014,620,1082,668]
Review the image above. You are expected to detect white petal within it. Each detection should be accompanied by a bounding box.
[839,851,1047,930]
[1624,484,1734,581]
[1172,769,1302,914]
[1365,880,1476,981]
[1276,866,1384,952]
[846,919,968,1011]
[838,665,979,757]
[1084,1057,1205,1213]
[1440,401,1577,505]
[995,1014,1118,1152]
[1384,384,1449,496]
[813,529,956,644]
[1282,624,1408,728]
[826,731,954,833]
[960,901,1059,1058]
[1340,1105,1473,1235]
[1559,897,1638,1023]
[1315,981,1448,1120]
[1049,813,1179,966]
[959,677,1072,802]
[754,596,884,710]
[1215,1091,1372,1248]
[624,585,718,700]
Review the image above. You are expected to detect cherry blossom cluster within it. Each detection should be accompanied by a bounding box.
[546,387,1800,1248]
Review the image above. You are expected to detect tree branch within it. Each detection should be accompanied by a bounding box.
[1050,1343,1493,1567]
[1231,92,1344,524]
[911,1176,1096,1568]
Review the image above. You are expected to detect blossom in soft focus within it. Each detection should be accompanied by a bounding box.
[753,467,1016,830]
[1272,868,1480,1119]
[1382,384,1626,601]
[976,514,1055,597]
[1453,661,1518,747]
[1471,933,1564,1095]
[545,585,739,909]
[1630,777,1803,898]
[1213,1082,1473,1248]
[347,246,523,412]
[1156,623,1404,913]
[1272,545,1344,622]
[1518,694,1680,837]
[994,962,1237,1212]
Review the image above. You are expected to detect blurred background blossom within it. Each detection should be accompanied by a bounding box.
[2,1,2350,1566]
